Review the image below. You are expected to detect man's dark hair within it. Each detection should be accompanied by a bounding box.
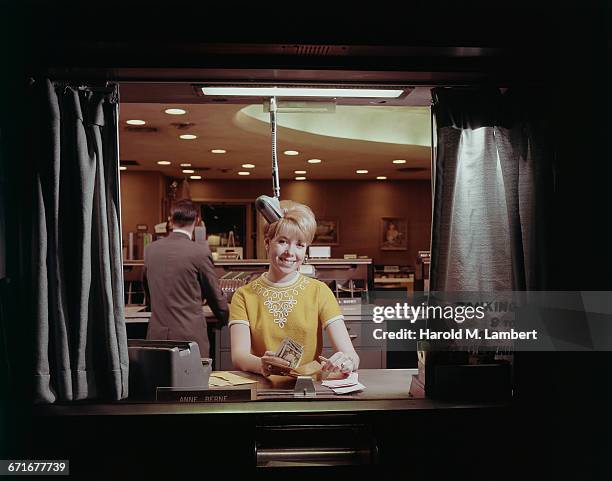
[171,199,198,227]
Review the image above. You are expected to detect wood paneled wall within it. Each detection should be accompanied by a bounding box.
[189,179,432,267]
[119,171,165,256]
[119,175,431,266]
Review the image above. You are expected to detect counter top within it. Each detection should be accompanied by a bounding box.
[214,258,372,265]
[124,304,370,322]
[125,258,372,267]
[33,369,509,416]
[124,305,215,321]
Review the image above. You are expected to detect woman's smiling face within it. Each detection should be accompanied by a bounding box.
[266,232,307,281]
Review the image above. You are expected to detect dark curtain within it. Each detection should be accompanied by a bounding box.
[0,128,5,281]
[430,87,553,291]
[32,79,128,403]
[0,127,7,395]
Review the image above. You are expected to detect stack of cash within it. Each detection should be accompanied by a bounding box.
[274,337,304,369]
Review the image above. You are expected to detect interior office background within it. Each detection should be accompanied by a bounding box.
[1,2,611,479]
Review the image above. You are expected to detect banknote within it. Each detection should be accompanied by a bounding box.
[274,337,304,369]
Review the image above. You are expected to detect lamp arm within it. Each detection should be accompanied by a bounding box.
[255,96,284,224]
[270,96,280,199]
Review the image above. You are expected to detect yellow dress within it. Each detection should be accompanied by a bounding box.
[228,272,343,365]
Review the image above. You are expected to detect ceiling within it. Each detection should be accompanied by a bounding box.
[118,86,433,181]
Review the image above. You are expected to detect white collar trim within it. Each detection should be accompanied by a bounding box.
[172,228,192,238]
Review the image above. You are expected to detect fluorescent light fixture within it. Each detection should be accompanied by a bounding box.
[283,150,299,156]
[182,169,195,174]
[295,177,306,181]
[392,159,407,164]
[165,108,187,115]
[211,149,226,154]
[201,86,403,98]
[157,160,171,165]
[126,119,146,125]
[294,170,307,174]
[356,170,368,174]
[119,166,127,171]
[238,171,250,176]
[180,163,192,167]
[180,134,197,140]
[307,159,322,164]
[376,176,387,180]
[242,163,255,168]
[190,175,202,180]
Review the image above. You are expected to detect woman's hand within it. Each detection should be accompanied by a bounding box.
[318,352,355,377]
[260,351,291,377]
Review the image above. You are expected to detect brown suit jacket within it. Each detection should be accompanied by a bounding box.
[143,232,229,357]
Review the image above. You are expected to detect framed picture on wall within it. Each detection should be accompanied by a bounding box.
[381,217,408,251]
[312,219,339,245]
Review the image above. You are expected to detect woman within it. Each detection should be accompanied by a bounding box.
[229,201,359,377]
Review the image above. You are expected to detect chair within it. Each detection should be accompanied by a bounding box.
[123,264,146,305]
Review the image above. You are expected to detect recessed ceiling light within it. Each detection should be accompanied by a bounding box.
[283,150,299,156]
[307,158,322,164]
[392,159,407,164]
[295,177,307,181]
[165,108,187,115]
[182,169,195,174]
[238,171,251,176]
[376,176,387,180]
[190,175,202,180]
[211,149,226,154]
[119,166,127,171]
[126,119,146,125]
[294,170,307,174]
[157,160,171,165]
[180,134,197,140]
[356,170,368,174]
[180,163,192,167]
[201,86,404,98]
[242,163,255,168]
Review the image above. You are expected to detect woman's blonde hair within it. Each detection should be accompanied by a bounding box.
[264,200,317,244]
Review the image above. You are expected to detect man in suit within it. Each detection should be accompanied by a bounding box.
[143,199,229,357]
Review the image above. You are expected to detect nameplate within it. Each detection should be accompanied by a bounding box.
[156,386,255,403]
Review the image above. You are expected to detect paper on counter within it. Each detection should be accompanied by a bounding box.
[322,372,358,388]
[210,372,258,385]
[331,382,366,395]
[208,377,233,387]
[321,372,364,394]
